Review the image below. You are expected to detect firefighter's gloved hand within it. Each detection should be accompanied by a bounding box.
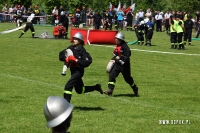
[65,57,70,63]
[68,56,77,62]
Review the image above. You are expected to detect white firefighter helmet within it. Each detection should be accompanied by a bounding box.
[73,32,84,42]
[43,96,73,128]
[140,21,145,25]
[106,60,115,74]
[115,32,125,41]
[144,18,149,23]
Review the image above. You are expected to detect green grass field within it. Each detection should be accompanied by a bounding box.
[0,23,200,133]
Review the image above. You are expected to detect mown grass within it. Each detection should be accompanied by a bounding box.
[0,23,200,133]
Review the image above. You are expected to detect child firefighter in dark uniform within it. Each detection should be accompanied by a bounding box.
[19,13,35,38]
[104,32,139,97]
[59,32,103,103]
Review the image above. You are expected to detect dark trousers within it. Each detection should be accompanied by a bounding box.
[177,32,183,44]
[108,60,134,90]
[127,19,133,30]
[195,31,200,38]
[170,32,177,43]
[156,20,162,32]
[94,23,101,29]
[184,28,192,43]
[24,23,35,32]
[64,69,97,102]
[165,20,170,32]
[145,29,153,44]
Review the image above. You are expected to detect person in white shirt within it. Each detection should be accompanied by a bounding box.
[135,10,139,25]
[9,5,14,22]
[2,4,8,22]
[145,8,152,22]
[52,6,58,25]
[155,11,163,32]
[138,9,144,22]
[164,10,171,35]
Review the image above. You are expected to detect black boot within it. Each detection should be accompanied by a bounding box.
[94,84,103,94]
[19,33,24,38]
[131,85,139,97]
[174,45,177,49]
[104,89,113,96]
[171,45,174,49]
[32,33,35,38]
[181,44,185,50]
[64,93,72,103]
[178,44,182,50]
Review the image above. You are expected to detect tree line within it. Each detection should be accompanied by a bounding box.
[1,0,200,15]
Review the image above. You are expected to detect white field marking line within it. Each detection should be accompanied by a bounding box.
[90,44,200,56]
[2,73,200,118]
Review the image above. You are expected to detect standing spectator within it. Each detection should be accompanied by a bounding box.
[155,11,163,32]
[195,11,200,31]
[21,5,26,16]
[81,6,87,27]
[16,5,23,27]
[145,8,152,22]
[195,20,200,38]
[27,6,33,16]
[52,6,58,25]
[13,4,18,23]
[58,6,64,18]
[152,11,157,30]
[134,10,139,25]
[183,15,194,45]
[103,17,111,30]
[113,11,118,30]
[92,10,104,29]
[126,9,134,31]
[164,10,171,35]
[179,11,184,20]
[116,9,124,30]
[107,9,113,30]
[33,5,40,24]
[74,8,81,28]
[9,5,14,22]
[59,11,69,39]
[43,96,73,133]
[2,4,8,22]
[86,8,93,26]
[138,9,144,22]
[59,32,103,102]
[104,32,139,97]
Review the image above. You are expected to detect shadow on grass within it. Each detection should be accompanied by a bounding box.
[113,93,138,97]
[74,106,105,111]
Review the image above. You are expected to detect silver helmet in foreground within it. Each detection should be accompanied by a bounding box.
[73,32,84,42]
[43,96,73,128]
[115,32,125,41]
